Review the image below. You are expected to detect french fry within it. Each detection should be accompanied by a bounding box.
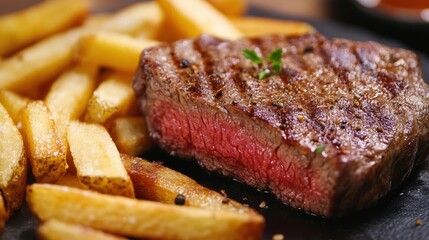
[109,117,153,156]
[152,18,184,42]
[27,184,264,240]
[0,89,30,124]
[207,0,247,17]
[67,121,134,197]
[84,73,135,124]
[44,64,97,137]
[76,32,159,72]
[21,101,68,183]
[136,0,246,42]
[121,154,264,218]
[231,17,315,37]
[0,0,88,57]
[37,219,127,240]
[0,103,27,214]
[0,28,85,94]
[157,0,243,39]
[98,2,163,37]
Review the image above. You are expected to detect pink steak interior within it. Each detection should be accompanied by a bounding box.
[145,95,334,216]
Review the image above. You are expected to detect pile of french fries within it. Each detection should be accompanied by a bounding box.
[0,0,314,238]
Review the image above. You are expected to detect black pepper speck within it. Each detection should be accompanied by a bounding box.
[180,59,191,68]
[174,193,186,205]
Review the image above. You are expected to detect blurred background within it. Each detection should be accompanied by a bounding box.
[1,0,428,55]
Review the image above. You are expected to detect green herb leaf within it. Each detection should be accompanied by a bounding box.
[244,48,283,80]
[243,49,263,65]
[268,48,282,63]
[258,69,270,80]
[314,145,326,154]
[269,49,282,73]
[272,62,282,73]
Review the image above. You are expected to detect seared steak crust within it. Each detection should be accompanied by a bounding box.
[133,33,429,217]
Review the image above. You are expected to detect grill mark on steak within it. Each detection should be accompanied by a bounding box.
[193,35,215,75]
[375,71,405,96]
[134,33,429,217]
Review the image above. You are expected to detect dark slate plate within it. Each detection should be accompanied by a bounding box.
[3,4,429,240]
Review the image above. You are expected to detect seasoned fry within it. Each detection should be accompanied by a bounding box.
[109,117,153,156]
[157,0,243,39]
[0,89,30,124]
[27,184,264,240]
[0,0,88,57]
[44,64,97,137]
[231,17,315,37]
[76,32,159,72]
[38,219,127,240]
[207,0,247,16]
[0,103,27,214]
[121,154,264,218]
[0,28,85,94]
[84,73,135,124]
[21,101,68,183]
[67,122,134,197]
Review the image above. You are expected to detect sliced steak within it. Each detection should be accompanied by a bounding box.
[133,33,429,217]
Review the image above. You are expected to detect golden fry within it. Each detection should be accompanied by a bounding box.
[0,28,85,94]
[0,0,88,57]
[37,219,127,240]
[98,2,163,37]
[84,73,135,124]
[21,101,68,183]
[157,0,243,39]
[67,121,134,197]
[109,117,153,156]
[44,64,97,136]
[231,17,315,37]
[0,89,30,124]
[0,103,27,214]
[28,184,263,240]
[76,32,159,72]
[207,0,247,16]
[121,154,264,218]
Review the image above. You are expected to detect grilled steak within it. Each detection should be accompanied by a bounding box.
[133,33,429,217]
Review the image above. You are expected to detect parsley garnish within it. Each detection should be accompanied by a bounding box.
[243,48,283,80]
[243,49,263,65]
[269,49,282,73]
[314,145,326,154]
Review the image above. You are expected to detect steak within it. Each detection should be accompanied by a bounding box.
[133,33,429,217]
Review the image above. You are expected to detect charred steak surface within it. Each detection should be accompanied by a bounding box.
[133,33,429,217]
